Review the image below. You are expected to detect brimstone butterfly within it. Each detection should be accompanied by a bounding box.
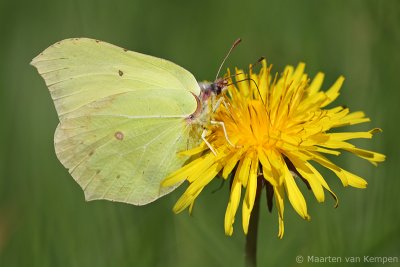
[31,38,228,205]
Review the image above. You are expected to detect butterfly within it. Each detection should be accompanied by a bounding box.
[31,38,237,205]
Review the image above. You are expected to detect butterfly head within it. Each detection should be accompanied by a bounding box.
[198,78,228,102]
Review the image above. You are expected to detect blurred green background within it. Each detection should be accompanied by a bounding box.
[0,0,399,266]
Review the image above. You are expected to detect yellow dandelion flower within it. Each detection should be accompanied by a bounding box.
[162,59,385,238]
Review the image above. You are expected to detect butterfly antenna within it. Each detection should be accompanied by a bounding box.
[249,57,265,71]
[226,77,265,106]
[223,57,263,84]
[215,38,242,80]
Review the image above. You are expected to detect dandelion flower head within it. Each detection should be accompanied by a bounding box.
[162,60,385,238]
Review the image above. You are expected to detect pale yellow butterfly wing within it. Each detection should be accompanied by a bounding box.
[31,38,200,205]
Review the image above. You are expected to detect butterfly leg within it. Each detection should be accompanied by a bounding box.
[212,97,231,113]
[210,120,235,147]
[212,97,223,112]
[201,129,217,156]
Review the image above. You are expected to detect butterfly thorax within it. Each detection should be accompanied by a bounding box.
[185,79,227,140]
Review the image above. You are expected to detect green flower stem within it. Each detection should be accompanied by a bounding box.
[245,177,263,267]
